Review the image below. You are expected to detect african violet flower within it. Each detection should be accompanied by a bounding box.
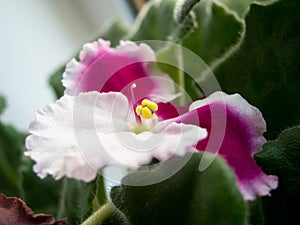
[25,39,277,200]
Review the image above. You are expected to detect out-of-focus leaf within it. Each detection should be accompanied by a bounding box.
[48,19,129,99]
[101,20,130,47]
[111,153,246,225]
[0,96,6,115]
[255,126,300,225]
[126,0,177,41]
[182,1,244,70]
[0,122,25,197]
[49,66,65,99]
[0,193,68,225]
[171,0,200,42]
[213,0,278,19]
[56,178,95,225]
[174,0,201,22]
[215,0,252,18]
[127,0,243,68]
[214,0,300,139]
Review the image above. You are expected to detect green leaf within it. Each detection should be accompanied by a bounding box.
[171,0,200,42]
[182,1,244,69]
[126,0,177,41]
[56,178,95,225]
[256,126,300,197]
[111,153,246,225]
[215,0,252,18]
[255,126,300,225]
[214,0,300,139]
[48,19,129,99]
[174,0,201,23]
[49,65,65,99]
[127,0,244,67]
[0,95,6,115]
[101,20,130,47]
[212,0,277,19]
[127,0,200,43]
[0,122,25,197]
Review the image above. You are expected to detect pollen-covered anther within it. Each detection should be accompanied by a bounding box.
[135,99,158,119]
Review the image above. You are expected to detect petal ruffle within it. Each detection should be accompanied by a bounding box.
[25,92,136,181]
[176,91,278,200]
[62,121,206,182]
[62,39,177,102]
[25,91,206,182]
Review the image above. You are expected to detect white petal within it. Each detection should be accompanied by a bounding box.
[116,40,156,62]
[62,59,84,96]
[148,74,181,103]
[25,92,131,181]
[79,39,111,61]
[151,122,207,161]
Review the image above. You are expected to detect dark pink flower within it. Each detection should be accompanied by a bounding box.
[25,39,277,200]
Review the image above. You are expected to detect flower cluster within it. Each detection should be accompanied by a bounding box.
[25,39,277,200]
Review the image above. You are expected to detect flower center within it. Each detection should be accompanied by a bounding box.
[130,99,159,134]
[135,99,158,119]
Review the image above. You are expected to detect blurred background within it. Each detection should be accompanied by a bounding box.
[0,0,149,131]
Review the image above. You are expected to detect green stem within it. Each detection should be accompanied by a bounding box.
[80,202,114,225]
[176,42,186,105]
[92,175,107,212]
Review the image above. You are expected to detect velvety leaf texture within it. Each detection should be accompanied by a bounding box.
[127,0,177,41]
[255,126,300,225]
[101,208,131,225]
[174,0,201,23]
[182,1,244,68]
[111,153,246,225]
[55,178,96,225]
[214,0,300,139]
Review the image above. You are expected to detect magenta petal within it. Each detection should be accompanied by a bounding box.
[62,40,175,102]
[156,102,189,120]
[176,92,278,200]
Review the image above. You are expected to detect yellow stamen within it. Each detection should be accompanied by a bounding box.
[142,99,150,107]
[142,107,152,119]
[135,105,143,115]
[147,101,158,112]
[135,99,158,119]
